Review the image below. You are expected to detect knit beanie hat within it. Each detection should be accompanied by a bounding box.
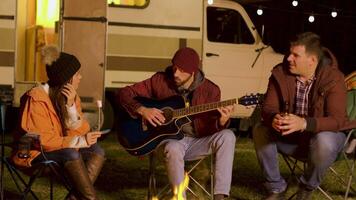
[42,46,81,87]
[172,47,200,74]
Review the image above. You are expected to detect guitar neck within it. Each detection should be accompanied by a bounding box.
[173,99,236,118]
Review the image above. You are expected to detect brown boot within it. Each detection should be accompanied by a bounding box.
[64,159,99,200]
[85,153,105,183]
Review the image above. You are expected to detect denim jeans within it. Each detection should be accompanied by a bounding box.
[252,123,346,192]
[32,143,105,166]
[158,129,236,196]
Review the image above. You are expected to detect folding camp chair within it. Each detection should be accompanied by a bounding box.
[343,81,356,199]
[281,79,356,200]
[280,152,354,200]
[0,102,73,200]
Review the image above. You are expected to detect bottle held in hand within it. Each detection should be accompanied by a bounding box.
[281,101,289,117]
[279,101,289,134]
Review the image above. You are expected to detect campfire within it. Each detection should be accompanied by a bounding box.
[172,172,189,200]
[151,172,189,200]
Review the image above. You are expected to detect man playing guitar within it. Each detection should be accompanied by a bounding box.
[117,47,236,200]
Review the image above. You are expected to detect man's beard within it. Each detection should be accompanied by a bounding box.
[175,74,193,88]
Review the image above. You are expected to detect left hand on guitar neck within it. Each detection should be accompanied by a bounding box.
[217,105,235,126]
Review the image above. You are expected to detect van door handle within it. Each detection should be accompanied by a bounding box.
[206,53,219,57]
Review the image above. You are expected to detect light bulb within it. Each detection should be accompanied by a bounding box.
[331,10,337,18]
[208,0,213,5]
[292,0,298,7]
[308,15,315,23]
[257,8,263,16]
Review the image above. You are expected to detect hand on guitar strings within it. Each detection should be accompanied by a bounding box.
[217,105,234,126]
[137,106,166,127]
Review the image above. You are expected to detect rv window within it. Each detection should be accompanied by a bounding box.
[207,7,254,44]
[108,0,149,8]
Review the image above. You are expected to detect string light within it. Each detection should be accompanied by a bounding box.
[292,0,298,7]
[331,9,337,18]
[308,14,315,23]
[246,1,356,23]
[207,0,214,5]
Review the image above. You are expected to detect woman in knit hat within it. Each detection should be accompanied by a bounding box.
[12,46,105,200]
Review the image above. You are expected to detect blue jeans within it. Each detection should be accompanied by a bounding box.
[159,129,236,196]
[252,123,346,192]
[32,143,105,166]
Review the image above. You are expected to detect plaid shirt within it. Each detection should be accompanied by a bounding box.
[295,76,315,116]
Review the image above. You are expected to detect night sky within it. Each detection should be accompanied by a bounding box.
[238,0,356,75]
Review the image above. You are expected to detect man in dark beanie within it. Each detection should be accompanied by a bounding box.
[12,46,105,200]
[117,47,236,200]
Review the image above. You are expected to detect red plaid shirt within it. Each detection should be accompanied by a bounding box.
[295,76,315,116]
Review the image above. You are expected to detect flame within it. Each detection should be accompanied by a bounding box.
[150,173,189,200]
[172,172,189,200]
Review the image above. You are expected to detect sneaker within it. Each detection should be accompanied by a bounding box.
[263,191,286,200]
[295,187,313,200]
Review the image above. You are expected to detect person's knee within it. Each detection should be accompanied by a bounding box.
[212,129,236,152]
[252,123,271,144]
[219,129,236,144]
[164,142,184,160]
[62,149,81,161]
[91,144,105,157]
[311,132,345,163]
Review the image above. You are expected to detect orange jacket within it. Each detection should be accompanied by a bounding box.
[12,85,90,167]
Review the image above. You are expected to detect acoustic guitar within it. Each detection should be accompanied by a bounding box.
[116,94,262,156]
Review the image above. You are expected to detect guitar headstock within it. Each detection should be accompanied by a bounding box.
[238,93,264,106]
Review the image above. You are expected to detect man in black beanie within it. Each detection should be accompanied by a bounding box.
[117,47,236,200]
[12,46,105,200]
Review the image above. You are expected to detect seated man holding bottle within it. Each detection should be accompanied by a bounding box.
[252,32,356,200]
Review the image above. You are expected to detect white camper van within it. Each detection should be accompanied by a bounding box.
[0,0,15,87]
[105,0,283,119]
[0,0,283,129]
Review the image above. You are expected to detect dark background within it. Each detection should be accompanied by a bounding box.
[236,0,356,75]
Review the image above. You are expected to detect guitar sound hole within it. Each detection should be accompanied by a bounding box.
[161,108,173,123]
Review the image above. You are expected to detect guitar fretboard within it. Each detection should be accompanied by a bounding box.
[173,99,236,118]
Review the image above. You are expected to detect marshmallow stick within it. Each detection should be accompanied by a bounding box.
[96,100,102,131]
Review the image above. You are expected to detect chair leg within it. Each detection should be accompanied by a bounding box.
[3,158,39,200]
[6,158,74,200]
[148,153,157,200]
[22,164,45,199]
[50,174,53,200]
[4,159,25,192]
[345,156,356,199]
[47,161,72,192]
[281,154,355,200]
[186,154,215,199]
[210,154,214,200]
[152,154,215,199]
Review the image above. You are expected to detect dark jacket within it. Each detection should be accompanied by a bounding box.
[117,67,227,138]
[262,48,356,133]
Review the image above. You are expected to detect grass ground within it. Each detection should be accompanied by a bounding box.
[2,131,355,200]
